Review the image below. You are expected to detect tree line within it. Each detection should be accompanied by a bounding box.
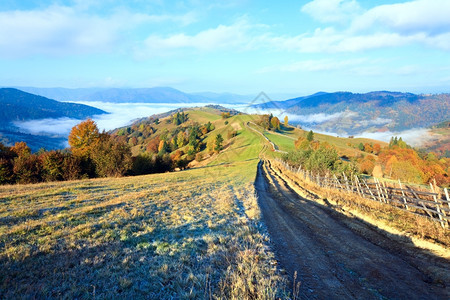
[0,116,229,185]
[285,131,449,187]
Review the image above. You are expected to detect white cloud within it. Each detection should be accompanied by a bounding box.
[302,0,362,24]
[0,5,197,58]
[137,20,251,57]
[351,0,450,35]
[259,58,367,73]
[288,0,450,53]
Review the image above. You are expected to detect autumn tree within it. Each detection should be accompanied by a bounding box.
[373,143,381,155]
[40,151,64,182]
[62,154,83,180]
[158,140,169,155]
[68,119,100,157]
[284,115,288,126]
[363,143,373,153]
[271,117,281,131]
[177,131,186,148]
[0,143,15,184]
[11,142,31,157]
[13,153,42,184]
[147,137,160,153]
[90,133,132,177]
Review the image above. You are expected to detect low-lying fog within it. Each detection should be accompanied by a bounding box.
[12,101,433,148]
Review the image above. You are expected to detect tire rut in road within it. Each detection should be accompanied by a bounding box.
[255,160,448,299]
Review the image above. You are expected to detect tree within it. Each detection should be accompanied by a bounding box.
[68,119,100,157]
[11,142,31,157]
[62,154,83,180]
[158,140,169,155]
[40,151,64,182]
[306,130,314,142]
[373,143,381,155]
[284,115,289,126]
[363,143,373,153]
[271,117,281,131]
[147,137,160,153]
[214,134,224,152]
[13,154,42,184]
[358,142,365,151]
[177,131,186,148]
[90,133,132,177]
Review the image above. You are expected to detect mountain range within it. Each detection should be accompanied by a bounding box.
[253,91,450,135]
[14,87,253,104]
[0,88,106,124]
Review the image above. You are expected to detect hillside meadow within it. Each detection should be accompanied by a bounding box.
[0,159,287,299]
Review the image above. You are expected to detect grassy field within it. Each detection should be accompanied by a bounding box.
[0,159,287,299]
[264,131,296,153]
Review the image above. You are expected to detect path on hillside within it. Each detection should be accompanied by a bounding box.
[246,122,287,154]
[255,160,448,299]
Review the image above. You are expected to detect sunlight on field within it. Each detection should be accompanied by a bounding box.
[0,160,286,298]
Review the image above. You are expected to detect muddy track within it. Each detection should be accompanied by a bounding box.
[255,160,449,299]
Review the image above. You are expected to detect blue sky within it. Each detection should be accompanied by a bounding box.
[1,0,450,95]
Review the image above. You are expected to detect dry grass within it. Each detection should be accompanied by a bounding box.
[0,160,286,299]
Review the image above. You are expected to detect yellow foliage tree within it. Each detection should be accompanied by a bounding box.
[68,119,100,157]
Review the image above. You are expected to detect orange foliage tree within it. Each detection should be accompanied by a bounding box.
[68,119,100,157]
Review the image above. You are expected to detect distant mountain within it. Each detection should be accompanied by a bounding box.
[15,87,251,104]
[0,88,106,123]
[0,88,107,151]
[253,91,450,135]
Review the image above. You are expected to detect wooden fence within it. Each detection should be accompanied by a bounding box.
[275,159,450,229]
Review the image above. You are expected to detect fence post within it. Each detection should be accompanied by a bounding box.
[354,175,362,197]
[430,183,445,228]
[362,178,377,201]
[343,173,350,192]
[374,178,383,202]
[445,188,450,210]
[398,180,408,210]
[381,181,390,204]
[333,174,343,190]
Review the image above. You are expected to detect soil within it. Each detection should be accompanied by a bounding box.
[255,160,449,299]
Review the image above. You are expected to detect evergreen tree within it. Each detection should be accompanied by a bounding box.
[214,134,224,152]
[306,130,314,142]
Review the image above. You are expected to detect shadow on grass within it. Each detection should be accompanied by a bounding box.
[0,203,250,299]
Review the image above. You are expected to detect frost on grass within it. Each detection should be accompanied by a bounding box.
[0,161,286,299]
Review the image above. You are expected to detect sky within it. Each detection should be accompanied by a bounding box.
[1,0,450,95]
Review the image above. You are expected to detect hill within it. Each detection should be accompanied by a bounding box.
[0,88,107,150]
[253,91,450,135]
[420,120,450,157]
[1,106,449,298]
[0,88,106,123]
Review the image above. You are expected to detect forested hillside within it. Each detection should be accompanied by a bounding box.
[0,88,106,123]
[254,91,450,134]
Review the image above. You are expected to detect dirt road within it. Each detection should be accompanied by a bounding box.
[255,160,449,299]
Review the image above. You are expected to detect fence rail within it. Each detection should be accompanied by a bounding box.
[274,159,450,229]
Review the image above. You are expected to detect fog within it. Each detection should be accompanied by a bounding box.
[13,101,213,136]
[355,128,435,147]
[12,102,434,148]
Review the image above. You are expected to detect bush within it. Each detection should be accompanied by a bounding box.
[195,152,203,162]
